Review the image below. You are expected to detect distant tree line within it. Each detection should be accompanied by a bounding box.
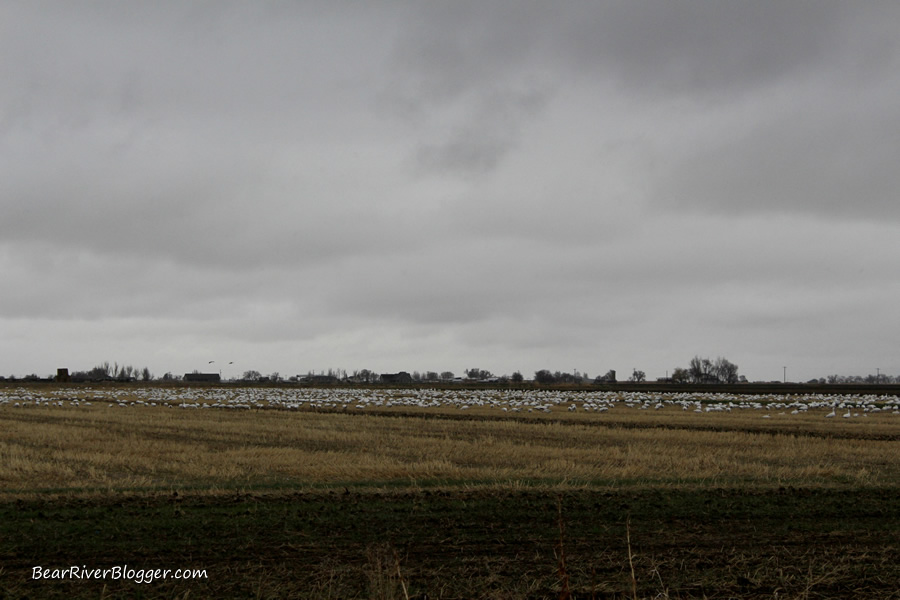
[68,362,153,382]
[811,373,900,385]
[532,369,612,385]
[12,356,898,387]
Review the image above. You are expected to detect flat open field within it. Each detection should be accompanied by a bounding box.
[2,384,899,598]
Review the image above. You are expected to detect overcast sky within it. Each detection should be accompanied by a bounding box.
[3,1,899,382]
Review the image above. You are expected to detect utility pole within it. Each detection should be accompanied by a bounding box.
[783,366,787,384]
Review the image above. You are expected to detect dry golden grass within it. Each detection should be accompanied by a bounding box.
[2,398,898,498]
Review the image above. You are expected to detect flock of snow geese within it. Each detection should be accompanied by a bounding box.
[1,386,899,418]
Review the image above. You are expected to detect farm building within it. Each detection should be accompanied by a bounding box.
[380,372,413,384]
[184,373,221,383]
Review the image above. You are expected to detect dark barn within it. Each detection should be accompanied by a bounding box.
[183,373,221,383]
[380,371,413,384]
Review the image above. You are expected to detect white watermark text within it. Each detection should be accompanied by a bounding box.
[32,565,207,585]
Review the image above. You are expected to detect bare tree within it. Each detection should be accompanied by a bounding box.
[687,356,739,383]
[714,357,739,384]
[534,370,555,384]
[671,367,689,383]
[242,370,262,382]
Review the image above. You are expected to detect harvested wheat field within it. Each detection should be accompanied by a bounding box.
[2,384,899,598]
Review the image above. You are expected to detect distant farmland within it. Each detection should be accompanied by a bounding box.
[2,383,899,598]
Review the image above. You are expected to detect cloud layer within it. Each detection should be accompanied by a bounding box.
[2,2,899,381]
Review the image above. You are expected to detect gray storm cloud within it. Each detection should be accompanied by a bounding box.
[2,1,899,381]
